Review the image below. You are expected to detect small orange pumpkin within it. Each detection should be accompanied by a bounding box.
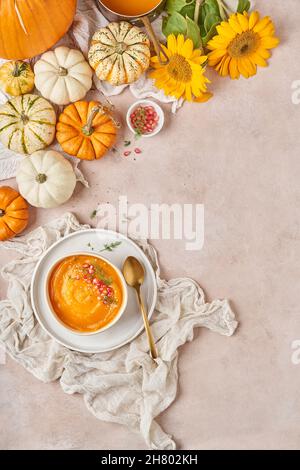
[0,186,29,241]
[56,101,119,160]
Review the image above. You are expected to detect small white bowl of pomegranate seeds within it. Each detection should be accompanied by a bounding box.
[127,99,164,138]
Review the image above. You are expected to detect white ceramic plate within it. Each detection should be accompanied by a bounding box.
[31,229,157,353]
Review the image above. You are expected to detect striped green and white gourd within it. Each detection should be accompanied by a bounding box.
[0,94,56,154]
[88,22,150,86]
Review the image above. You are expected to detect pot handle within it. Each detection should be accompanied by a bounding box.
[141,16,169,65]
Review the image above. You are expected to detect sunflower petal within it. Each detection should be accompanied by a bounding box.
[249,11,260,29]
[194,92,213,103]
[167,34,177,54]
[242,56,257,76]
[180,38,194,59]
[220,55,231,76]
[208,49,227,67]
[215,55,227,74]
[229,58,239,79]
[160,43,172,59]
[260,36,280,49]
[257,48,271,59]
[228,15,243,34]
[185,83,193,101]
[253,16,272,33]
[150,56,160,65]
[237,58,250,78]
[217,22,236,39]
[251,52,267,67]
[237,12,249,32]
[176,34,185,53]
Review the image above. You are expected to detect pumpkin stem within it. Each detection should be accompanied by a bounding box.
[12,62,21,77]
[82,106,104,136]
[82,105,121,136]
[36,174,47,184]
[116,42,127,55]
[58,66,68,77]
[20,112,29,125]
[0,209,5,217]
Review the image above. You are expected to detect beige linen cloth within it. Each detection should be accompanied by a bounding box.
[0,212,238,449]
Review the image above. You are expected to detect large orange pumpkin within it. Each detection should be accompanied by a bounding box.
[0,0,77,60]
[56,101,119,160]
[0,186,29,241]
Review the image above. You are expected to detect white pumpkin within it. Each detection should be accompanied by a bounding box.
[34,46,93,105]
[0,94,56,154]
[16,150,76,208]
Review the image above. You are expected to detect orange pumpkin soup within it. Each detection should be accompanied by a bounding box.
[100,0,161,16]
[48,255,124,333]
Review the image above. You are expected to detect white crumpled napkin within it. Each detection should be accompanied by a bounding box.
[0,213,238,449]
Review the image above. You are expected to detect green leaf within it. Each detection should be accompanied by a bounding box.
[186,16,201,48]
[166,0,191,14]
[237,0,251,13]
[162,11,188,37]
[100,241,122,253]
[199,1,221,29]
[198,0,222,42]
[202,20,220,45]
[204,0,221,16]
[204,13,220,33]
[180,3,196,19]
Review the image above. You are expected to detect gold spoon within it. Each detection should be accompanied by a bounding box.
[123,256,158,359]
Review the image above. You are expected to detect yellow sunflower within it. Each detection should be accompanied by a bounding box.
[207,11,279,79]
[149,34,212,103]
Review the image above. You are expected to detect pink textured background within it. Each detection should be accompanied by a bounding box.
[1,0,300,450]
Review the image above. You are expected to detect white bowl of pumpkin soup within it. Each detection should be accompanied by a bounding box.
[46,253,127,335]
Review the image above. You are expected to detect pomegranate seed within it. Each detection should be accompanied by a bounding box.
[134,148,142,154]
[123,150,131,157]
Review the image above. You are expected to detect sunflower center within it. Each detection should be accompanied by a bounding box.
[167,54,192,82]
[228,31,259,58]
